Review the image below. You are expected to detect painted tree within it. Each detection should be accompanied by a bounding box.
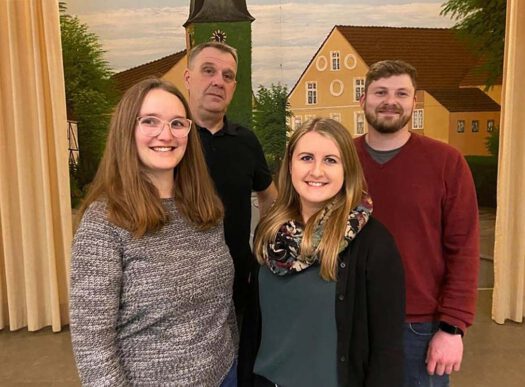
[252,84,292,173]
[60,3,117,201]
[441,0,506,87]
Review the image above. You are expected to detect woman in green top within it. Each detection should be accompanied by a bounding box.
[239,117,405,387]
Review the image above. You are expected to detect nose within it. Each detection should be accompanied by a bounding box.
[156,122,175,140]
[384,92,397,105]
[211,73,224,87]
[310,160,324,177]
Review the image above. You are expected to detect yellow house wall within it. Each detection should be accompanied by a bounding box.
[448,111,500,156]
[162,56,189,101]
[288,29,500,156]
[477,84,502,105]
[288,28,369,136]
[422,92,450,144]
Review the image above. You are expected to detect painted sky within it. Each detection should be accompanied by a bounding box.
[66,0,456,90]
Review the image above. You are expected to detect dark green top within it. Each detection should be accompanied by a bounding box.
[254,265,337,387]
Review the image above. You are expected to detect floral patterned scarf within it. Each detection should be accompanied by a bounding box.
[264,194,373,276]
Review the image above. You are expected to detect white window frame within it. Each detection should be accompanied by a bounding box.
[330,51,340,71]
[330,112,342,122]
[487,119,495,132]
[412,109,424,129]
[457,120,465,133]
[472,120,479,132]
[354,78,365,102]
[355,111,365,135]
[294,115,303,129]
[306,82,318,105]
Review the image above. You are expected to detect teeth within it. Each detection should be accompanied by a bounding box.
[307,182,325,186]
[151,147,173,152]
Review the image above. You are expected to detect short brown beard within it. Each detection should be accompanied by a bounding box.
[364,104,412,134]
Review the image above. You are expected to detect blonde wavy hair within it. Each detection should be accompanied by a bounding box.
[253,118,366,281]
[77,78,223,237]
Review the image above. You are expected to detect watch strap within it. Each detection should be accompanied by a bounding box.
[439,321,464,337]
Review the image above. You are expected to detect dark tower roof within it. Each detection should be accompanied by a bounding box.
[184,0,254,26]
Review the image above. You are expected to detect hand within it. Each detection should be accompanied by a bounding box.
[425,329,463,376]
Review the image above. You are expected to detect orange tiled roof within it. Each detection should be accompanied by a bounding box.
[460,60,503,87]
[291,26,500,113]
[336,26,500,112]
[112,50,186,94]
[336,26,479,90]
[428,88,500,112]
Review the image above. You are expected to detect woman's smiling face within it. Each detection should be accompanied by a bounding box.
[290,131,344,222]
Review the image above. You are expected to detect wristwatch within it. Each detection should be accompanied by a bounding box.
[439,321,464,337]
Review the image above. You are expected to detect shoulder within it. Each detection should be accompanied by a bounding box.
[77,200,108,227]
[345,217,399,260]
[409,133,468,171]
[74,200,123,241]
[411,133,463,159]
[354,134,366,146]
[227,120,262,143]
[357,217,394,242]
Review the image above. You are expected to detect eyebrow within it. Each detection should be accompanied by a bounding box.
[297,151,341,159]
[139,113,186,119]
[371,86,411,92]
[200,61,236,73]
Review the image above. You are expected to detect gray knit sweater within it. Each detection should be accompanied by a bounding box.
[70,199,236,386]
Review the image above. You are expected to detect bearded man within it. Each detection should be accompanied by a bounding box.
[354,60,480,387]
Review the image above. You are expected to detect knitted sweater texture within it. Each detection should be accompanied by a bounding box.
[70,199,236,386]
[355,133,479,331]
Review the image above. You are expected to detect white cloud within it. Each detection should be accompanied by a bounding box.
[73,2,455,89]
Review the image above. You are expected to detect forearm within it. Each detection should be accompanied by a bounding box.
[70,210,127,385]
[256,182,277,216]
[439,157,480,329]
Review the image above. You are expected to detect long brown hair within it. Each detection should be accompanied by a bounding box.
[253,118,366,280]
[77,78,223,237]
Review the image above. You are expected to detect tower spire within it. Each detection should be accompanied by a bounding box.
[184,0,254,27]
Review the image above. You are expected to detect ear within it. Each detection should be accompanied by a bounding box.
[183,69,191,91]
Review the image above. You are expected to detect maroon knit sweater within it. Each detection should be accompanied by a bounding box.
[355,133,479,331]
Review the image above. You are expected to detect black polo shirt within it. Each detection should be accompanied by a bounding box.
[198,117,273,300]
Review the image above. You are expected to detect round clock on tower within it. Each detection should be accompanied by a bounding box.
[211,29,227,42]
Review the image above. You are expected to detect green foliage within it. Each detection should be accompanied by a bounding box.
[465,156,498,208]
[485,128,499,157]
[60,3,117,200]
[441,0,506,87]
[252,84,291,173]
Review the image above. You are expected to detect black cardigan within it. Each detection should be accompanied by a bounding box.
[238,217,405,387]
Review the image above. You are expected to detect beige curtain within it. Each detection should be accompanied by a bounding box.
[0,0,72,331]
[492,0,525,324]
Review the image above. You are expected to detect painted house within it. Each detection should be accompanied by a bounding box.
[287,26,501,156]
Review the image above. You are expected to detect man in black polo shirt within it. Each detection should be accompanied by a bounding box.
[184,41,277,315]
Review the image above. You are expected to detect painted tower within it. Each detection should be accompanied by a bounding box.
[184,0,255,128]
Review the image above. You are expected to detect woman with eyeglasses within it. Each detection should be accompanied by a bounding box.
[238,118,405,387]
[70,78,237,386]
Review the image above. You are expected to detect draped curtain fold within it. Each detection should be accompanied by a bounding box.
[0,0,71,331]
[492,0,525,324]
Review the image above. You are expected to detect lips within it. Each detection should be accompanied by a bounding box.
[377,104,403,114]
[206,89,225,99]
[306,181,327,187]
[150,146,175,152]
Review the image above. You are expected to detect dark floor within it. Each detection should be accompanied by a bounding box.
[2,208,524,386]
